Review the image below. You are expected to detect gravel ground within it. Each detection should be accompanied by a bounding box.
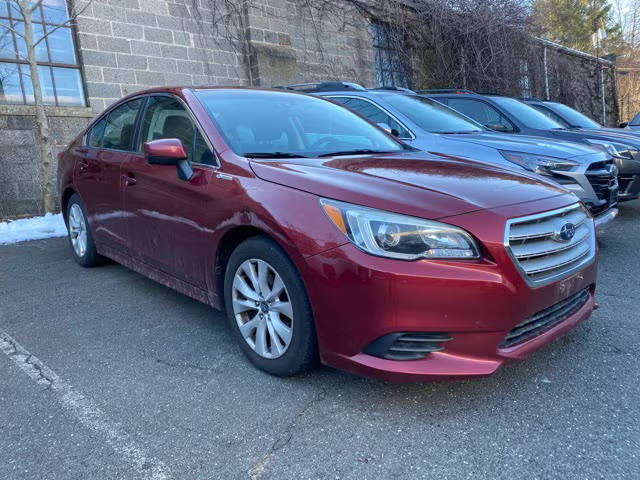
[1,201,638,480]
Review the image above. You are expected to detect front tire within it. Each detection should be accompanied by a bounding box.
[223,236,318,376]
[66,194,105,267]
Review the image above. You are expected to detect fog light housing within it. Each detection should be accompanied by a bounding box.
[364,332,452,360]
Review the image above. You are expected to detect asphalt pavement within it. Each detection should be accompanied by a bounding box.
[1,202,639,480]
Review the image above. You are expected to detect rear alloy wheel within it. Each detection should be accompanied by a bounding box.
[224,236,318,376]
[68,203,87,258]
[66,194,106,267]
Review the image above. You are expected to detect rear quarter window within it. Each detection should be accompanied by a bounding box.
[87,118,106,147]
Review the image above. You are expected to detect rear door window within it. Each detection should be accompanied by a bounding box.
[95,98,143,150]
[530,104,570,127]
[447,98,515,132]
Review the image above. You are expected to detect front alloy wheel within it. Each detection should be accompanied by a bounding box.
[232,259,293,359]
[223,236,318,376]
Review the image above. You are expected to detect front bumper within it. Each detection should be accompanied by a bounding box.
[615,156,640,201]
[302,208,597,382]
[334,292,594,382]
[594,207,618,231]
[549,159,618,215]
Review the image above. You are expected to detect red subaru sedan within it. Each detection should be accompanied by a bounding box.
[57,87,598,381]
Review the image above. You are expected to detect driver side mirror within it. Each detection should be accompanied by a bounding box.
[619,122,629,128]
[485,122,512,133]
[143,138,194,181]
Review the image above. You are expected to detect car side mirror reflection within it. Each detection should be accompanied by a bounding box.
[143,138,194,181]
[485,122,512,133]
[377,123,399,137]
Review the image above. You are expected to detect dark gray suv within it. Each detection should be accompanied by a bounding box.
[523,98,640,139]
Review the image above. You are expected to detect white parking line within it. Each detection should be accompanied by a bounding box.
[0,328,171,480]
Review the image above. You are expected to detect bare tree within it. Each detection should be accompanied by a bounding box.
[0,0,91,214]
[613,0,640,122]
[300,0,533,93]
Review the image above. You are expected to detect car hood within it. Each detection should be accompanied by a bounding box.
[598,127,640,137]
[249,152,570,220]
[548,128,640,148]
[443,132,606,161]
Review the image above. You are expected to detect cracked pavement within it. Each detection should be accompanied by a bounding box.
[1,201,639,479]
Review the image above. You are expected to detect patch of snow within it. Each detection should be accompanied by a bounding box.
[0,213,67,245]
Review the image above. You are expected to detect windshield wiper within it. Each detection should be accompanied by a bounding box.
[318,149,397,157]
[244,152,310,159]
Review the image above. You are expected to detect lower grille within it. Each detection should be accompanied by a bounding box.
[585,160,617,206]
[499,287,590,348]
[364,332,452,361]
[587,173,616,201]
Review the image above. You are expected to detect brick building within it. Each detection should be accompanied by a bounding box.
[0,0,620,217]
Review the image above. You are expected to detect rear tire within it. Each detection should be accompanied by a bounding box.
[66,194,106,267]
[223,236,318,376]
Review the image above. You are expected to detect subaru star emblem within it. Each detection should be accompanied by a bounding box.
[552,221,576,242]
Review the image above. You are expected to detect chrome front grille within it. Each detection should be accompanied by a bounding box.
[505,203,596,286]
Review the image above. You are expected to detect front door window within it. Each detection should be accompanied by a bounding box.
[139,96,213,165]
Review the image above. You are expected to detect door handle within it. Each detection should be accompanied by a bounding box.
[122,173,137,186]
[75,147,89,155]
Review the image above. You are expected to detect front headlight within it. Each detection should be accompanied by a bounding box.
[320,199,480,260]
[585,139,634,159]
[499,150,578,174]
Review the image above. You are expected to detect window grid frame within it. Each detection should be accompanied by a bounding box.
[371,21,410,89]
[0,0,85,106]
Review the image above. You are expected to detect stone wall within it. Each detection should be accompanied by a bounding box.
[286,1,376,86]
[75,0,378,113]
[75,0,250,114]
[0,106,94,218]
[0,0,378,218]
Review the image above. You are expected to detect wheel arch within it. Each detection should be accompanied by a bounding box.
[60,187,77,224]
[212,224,304,310]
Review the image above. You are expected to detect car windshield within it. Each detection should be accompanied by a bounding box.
[548,103,601,129]
[374,93,484,133]
[491,97,564,130]
[193,89,405,157]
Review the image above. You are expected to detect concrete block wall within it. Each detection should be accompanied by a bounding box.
[75,0,377,107]
[75,0,250,113]
[286,1,376,87]
[0,106,94,218]
[1,0,379,217]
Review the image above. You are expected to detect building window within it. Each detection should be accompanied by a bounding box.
[371,21,409,89]
[0,0,85,106]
